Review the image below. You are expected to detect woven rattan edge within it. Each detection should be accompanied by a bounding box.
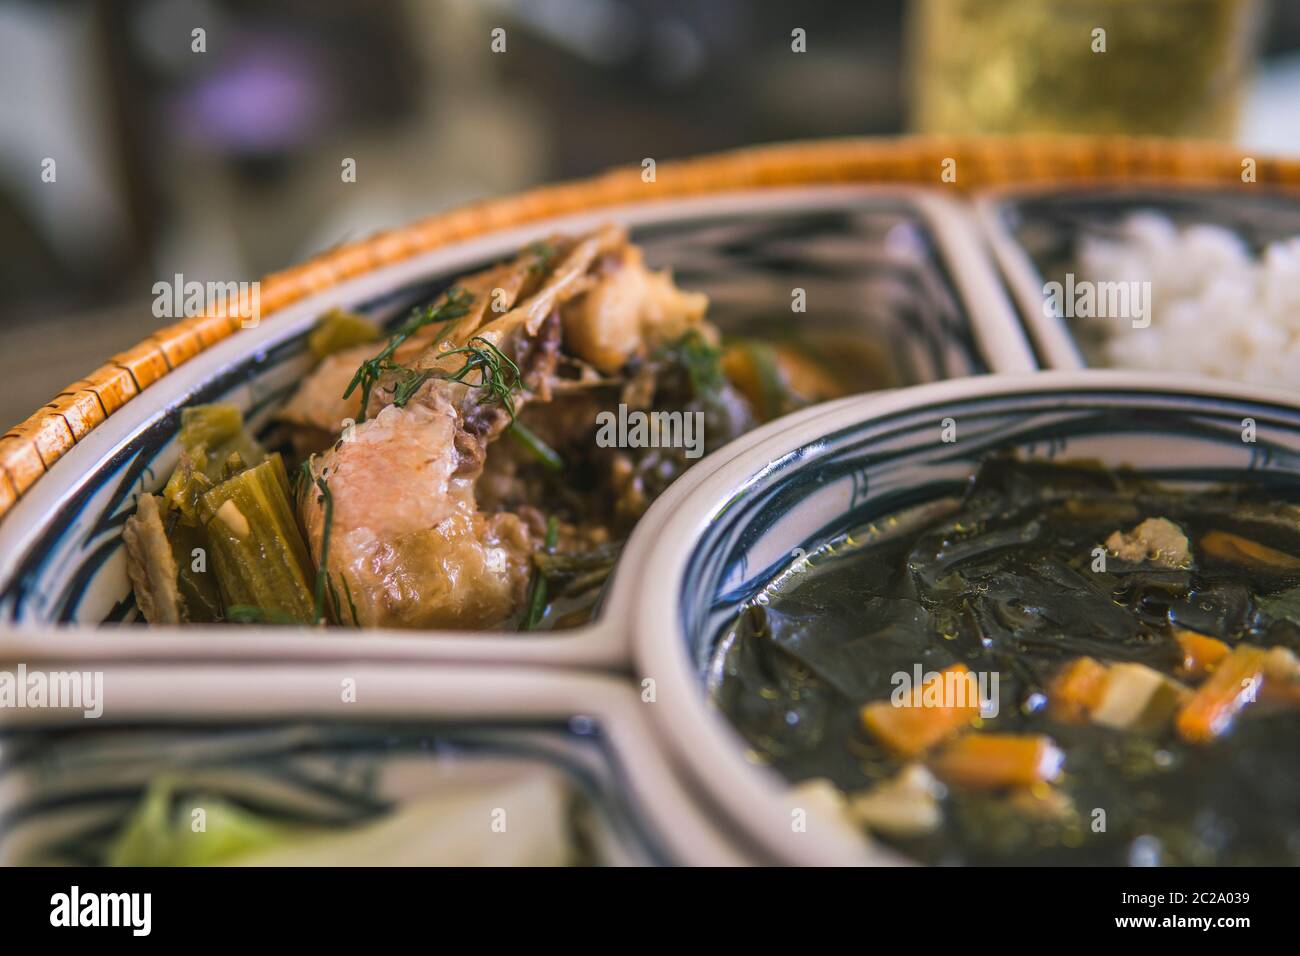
[1,134,1295,522]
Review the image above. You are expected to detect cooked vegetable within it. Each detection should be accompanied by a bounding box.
[168,520,222,623]
[508,419,564,473]
[176,403,264,474]
[1089,663,1187,733]
[107,779,292,867]
[1176,644,1269,743]
[121,493,186,625]
[1048,656,1110,723]
[1263,647,1300,706]
[198,455,316,624]
[523,516,560,630]
[929,734,1064,790]
[308,309,380,359]
[1201,530,1300,571]
[1174,628,1230,680]
[107,770,583,867]
[721,340,843,421]
[860,664,980,758]
[849,764,943,837]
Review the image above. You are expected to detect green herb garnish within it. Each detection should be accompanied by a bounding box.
[437,336,523,418]
[341,574,361,628]
[523,516,560,631]
[658,329,726,399]
[343,287,473,421]
[526,240,556,276]
[381,337,522,419]
[508,419,564,472]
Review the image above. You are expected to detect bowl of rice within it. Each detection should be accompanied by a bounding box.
[979,186,1300,388]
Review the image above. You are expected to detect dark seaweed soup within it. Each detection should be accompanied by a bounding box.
[709,457,1300,865]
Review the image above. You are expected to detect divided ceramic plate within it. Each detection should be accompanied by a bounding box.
[6,145,1299,866]
[0,186,1031,668]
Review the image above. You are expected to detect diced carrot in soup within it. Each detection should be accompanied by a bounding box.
[929,734,1065,790]
[1048,657,1110,723]
[1176,645,1269,743]
[860,663,980,758]
[1200,531,1300,571]
[1174,629,1231,680]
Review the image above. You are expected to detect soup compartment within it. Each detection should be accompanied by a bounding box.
[624,371,1300,865]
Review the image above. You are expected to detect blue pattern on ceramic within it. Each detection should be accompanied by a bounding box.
[0,719,669,865]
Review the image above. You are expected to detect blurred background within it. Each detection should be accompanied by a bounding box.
[1,0,1298,426]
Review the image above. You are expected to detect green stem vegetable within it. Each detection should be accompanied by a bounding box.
[199,454,316,624]
[523,516,560,630]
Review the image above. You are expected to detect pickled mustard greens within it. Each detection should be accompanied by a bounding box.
[710,458,1300,865]
[122,404,326,626]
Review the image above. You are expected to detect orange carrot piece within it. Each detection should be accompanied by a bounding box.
[1200,531,1300,571]
[1176,644,1269,743]
[929,734,1064,790]
[1048,657,1110,723]
[1262,647,1300,707]
[860,663,979,758]
[1174,629,1231,680]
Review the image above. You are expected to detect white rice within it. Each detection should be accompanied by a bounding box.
[1075,211,1300,387]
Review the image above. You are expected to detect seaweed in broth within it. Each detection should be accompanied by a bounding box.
[709,457,1300,865]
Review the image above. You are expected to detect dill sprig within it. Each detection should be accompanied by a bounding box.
[658,329,726,399]
[340,574,361,627]
[344,286,473,421]
[508,418,564,472]
[523,515,560,630]
[525,240,556,276]
[437,336,523,418]
[343,291,523,421]
[383,335,523,416]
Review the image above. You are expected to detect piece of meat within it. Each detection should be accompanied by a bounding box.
[300,396,533,629]
[1105,517,1191,568]
[560,244,708,374]
[277,342,375,435]
[293,224,721,632]
[279,250,542,436]
[413,226,628,375]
